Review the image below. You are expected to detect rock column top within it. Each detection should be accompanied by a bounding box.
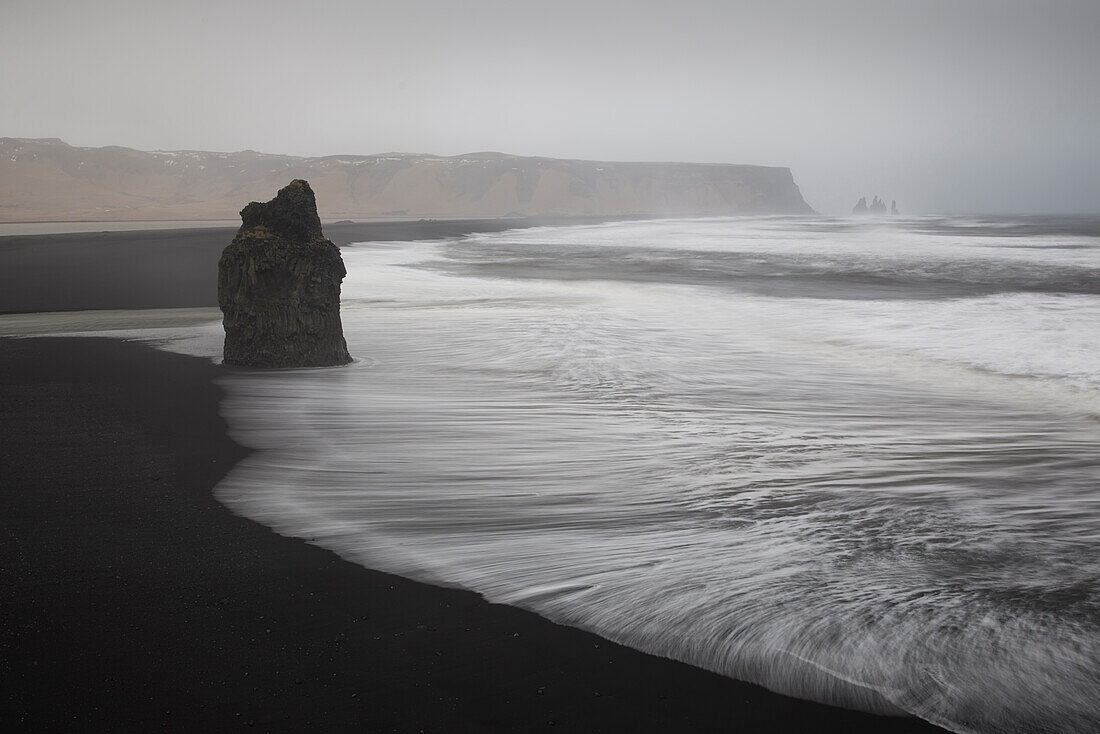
[238,179,325,242]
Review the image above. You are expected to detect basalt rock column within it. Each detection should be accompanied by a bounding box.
[218,180,352,367]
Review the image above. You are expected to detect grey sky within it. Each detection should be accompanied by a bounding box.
[3,0,1098,213]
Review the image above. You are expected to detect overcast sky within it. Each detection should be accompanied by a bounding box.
[3,0,1098,214]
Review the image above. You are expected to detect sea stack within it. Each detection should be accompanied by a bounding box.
[218,180,352,367]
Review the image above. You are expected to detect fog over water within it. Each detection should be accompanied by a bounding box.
[3,1,1099,213]
[191,215,1100,734]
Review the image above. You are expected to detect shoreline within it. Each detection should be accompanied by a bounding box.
[0,215,541,238]
[0,216,627,314]
[0,337,946,731]
[0,217,949,731]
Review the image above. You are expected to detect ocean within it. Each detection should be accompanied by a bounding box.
[206,215,1098,733]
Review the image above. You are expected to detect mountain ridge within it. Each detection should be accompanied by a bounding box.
[0,137,813,222]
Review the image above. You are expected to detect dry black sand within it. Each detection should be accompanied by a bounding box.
[0,222,949,732]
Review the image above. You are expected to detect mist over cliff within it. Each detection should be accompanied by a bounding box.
[0,138,812,222]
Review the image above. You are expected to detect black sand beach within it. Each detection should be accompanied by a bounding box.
[0,225,948,732]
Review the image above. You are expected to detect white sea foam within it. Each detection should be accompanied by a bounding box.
[204,216,1100,733]
[465,215,1100,268]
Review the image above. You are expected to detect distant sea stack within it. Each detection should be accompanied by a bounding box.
[852,195,898,215]
[0,138,813,221]
[218,180,352,368]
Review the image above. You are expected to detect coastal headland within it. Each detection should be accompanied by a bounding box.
[0,137,813,223]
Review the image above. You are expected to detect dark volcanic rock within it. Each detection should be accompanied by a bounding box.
[852,196,868,214]
[218,180,352,367]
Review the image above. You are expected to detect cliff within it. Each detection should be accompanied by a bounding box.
[0,138,813,221]
[218,180,351,368]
